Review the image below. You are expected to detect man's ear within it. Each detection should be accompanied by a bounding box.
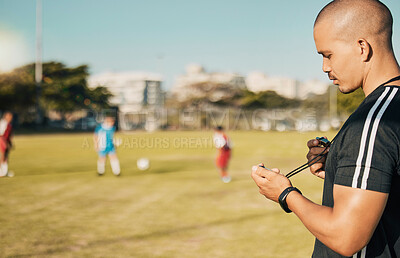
[358,38,372,62]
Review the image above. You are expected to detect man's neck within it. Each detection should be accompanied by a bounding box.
[362,54,400,97]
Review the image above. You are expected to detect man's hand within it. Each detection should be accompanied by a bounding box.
[251,164,292,202]
[306,138,329,179]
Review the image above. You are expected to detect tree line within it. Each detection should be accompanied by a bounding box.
[0,62,364,128]
[170,81,364,117]
[0,62,112,125]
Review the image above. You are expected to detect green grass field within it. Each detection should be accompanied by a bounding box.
[0,131,335,258]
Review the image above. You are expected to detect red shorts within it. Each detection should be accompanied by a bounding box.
[216,148,231,168]
[0,138,7,153]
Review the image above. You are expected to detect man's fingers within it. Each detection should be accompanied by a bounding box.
[251,168,267,186]
[310,163,324,173]
[252,165,276,180]
[310,162,326,179]
[255,166,269,178]
[306,155,326,164]
[307,138,331,149]
[307,139,320,148]
[306,146,329,162]
[309,146,329,155]
[270,168,280,173]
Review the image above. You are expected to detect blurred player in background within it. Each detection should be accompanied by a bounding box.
[0,112,13,177]
[94,116,121,176]
[213,126,231,183]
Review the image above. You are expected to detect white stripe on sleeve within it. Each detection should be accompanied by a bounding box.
[361,88,398,189]
[352,87,390,188]
[361,245,367,258]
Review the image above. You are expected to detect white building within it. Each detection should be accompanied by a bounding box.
[88,72,164,130]
[172,64,247,102]
[89,71,164,112]
[246,72,329,99]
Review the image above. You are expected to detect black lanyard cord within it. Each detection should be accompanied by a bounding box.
[381,75,400,86]
[285,135,336,178]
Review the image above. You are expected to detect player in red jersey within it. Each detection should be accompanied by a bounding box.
[213,126,231,183]
[0,112,13,177]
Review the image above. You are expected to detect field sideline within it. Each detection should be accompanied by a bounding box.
[0,131,335,257]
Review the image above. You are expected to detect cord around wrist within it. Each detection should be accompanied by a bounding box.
[278,186,302,213]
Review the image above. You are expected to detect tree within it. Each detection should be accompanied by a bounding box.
[40,62,111,118]
[0,62,112,123]
[337,87,364,115]
[302,86,365,118]
[172,81,244,108]
[240,89,301,109]
[0,65,36,123]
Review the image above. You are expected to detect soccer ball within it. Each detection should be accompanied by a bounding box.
[137,158,150,171]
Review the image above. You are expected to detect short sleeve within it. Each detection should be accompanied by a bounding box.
[335,119,399,194]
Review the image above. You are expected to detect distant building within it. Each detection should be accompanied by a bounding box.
[89,72,163,112]
[246,72,329,100]
[172,64,247,102]
[88,72,164,130]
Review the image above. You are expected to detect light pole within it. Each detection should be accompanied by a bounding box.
[35,0,43,126]
[329,84,339,128]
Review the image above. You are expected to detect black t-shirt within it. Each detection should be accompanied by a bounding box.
[312,85,400,258]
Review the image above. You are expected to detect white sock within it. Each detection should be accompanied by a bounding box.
[0,163,7,177]
[110,159,120,175]
[97,160,105,174]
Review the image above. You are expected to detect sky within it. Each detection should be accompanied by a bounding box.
[1,0,400,90]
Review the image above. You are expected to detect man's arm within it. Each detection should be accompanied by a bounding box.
[251,166,388,257]
[288,185,387,256]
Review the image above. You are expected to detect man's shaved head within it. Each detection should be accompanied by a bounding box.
[314,0,400,96]
[315,0,393,50]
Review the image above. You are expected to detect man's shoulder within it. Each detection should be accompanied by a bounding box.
[348,86,400,125]
[335,86,400,156]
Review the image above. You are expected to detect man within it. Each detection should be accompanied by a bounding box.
[94,116,121,176]
[0,112,13,177]
[213,126,231,183]
[251,0,400,257]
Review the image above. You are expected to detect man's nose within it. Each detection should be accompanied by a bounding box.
[322,58,331,73]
